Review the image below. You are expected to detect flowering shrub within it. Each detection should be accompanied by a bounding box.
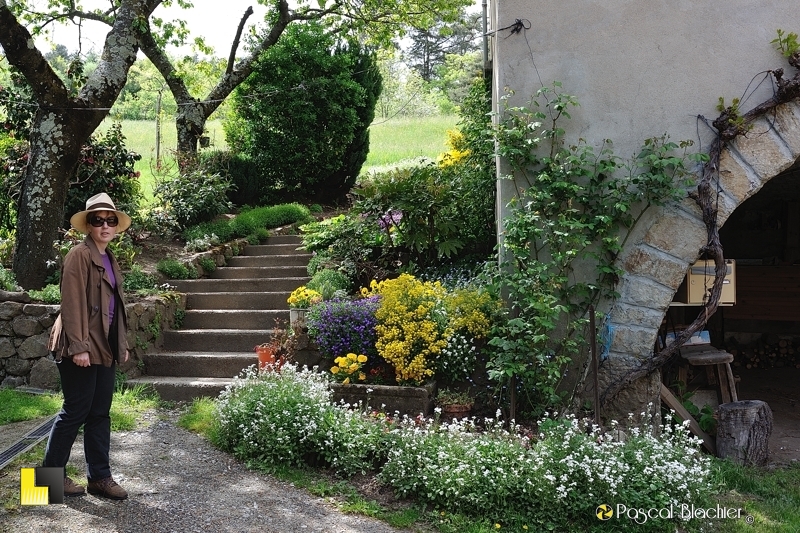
[213,365,332,466]
[379,413,713,531]
[357,275,497,385]
[437,129,470,167]
[307,296,380,360]
[331,353,368,384]
[212,364,395,477]
[436,286,497,383]
[367,274,450,385]
[212,369,712,531]
[287,285,323,308]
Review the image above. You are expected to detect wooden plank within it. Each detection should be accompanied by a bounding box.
[717,364,733,404]
[660,384,716,454]
[725,363,738,403]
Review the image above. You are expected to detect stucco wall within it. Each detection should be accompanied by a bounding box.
[491,0,800,156]
[490,1,800,419]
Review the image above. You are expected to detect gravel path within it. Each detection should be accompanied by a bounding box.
[1,410,406,533]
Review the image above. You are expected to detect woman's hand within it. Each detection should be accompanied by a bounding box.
[121,350,129,364]
[72,352,91,367]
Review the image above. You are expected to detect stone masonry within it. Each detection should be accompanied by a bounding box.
[600,102,800,421]
[0,294,186,390]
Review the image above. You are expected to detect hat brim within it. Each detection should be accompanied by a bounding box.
[70,208,132,234]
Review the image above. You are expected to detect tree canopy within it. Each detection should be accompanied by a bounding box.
[0,0,471,288]
[225,21,381,203]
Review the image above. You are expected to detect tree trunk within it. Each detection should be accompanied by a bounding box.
[716,400,773,466]
[176,103,207,155]
[139,1,293,157]
[0,0,150,288]
[13,112,89,288]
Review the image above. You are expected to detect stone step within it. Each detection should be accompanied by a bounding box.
[227,254,312,267]
[243,243,305,256]
[163,329,274,352]
[142,351,257,378]
[212,266,309,279]
[181,309,288,329]
[172,278,309,293]
[169,276,311,294]
[125,376,236,402]
[258,235,303,245]
[186,292,292,310]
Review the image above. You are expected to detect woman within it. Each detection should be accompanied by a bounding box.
[43,192,131,500]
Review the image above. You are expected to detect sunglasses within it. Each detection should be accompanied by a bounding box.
[88,215,119,228]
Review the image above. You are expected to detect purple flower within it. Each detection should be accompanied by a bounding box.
[378,210,403,230]
[307,296,381,360]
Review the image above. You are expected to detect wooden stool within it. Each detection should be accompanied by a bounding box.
[680,345,738,404]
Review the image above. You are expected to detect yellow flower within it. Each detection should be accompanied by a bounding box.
[494,524,501,530]
[357,354,367,363]
[342,377,350,384]
[287,285,322,308]
[347,353,357,361]
[358,372,366,381]
[331,367,339,374]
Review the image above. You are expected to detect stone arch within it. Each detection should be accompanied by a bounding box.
[600,100,800,417]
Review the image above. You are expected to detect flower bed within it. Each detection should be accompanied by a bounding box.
[305,274,498,389]
[212,367,714,531]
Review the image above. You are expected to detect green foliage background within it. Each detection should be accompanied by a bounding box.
[225,22,382,204]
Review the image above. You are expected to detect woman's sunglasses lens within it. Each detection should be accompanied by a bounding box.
[90,216,119,227]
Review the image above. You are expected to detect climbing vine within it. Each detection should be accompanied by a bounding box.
[489,84,706,418]
[600,29,800,408]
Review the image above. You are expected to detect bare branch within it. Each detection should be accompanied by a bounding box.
[0,4,69,105]
[226,6,253,76]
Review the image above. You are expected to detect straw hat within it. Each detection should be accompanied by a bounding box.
[69,192,132,234]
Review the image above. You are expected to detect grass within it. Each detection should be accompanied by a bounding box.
[0,389,62,425]
[363,114,458,171]
[109,383,161,431]
[96,115,458,202]
[711,458,800,532]
[96,118,227,203]
[0,383,159,431]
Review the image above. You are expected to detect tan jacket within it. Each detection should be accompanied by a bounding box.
[59,236,128,367]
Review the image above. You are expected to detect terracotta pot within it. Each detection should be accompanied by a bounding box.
[440,404,473,420]
[255,346,276,370]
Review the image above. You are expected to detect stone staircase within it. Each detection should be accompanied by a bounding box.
[126,235,310,401]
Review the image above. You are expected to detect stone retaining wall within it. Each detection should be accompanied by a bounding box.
[168,238,250,280]
[0,238,247,390]
[0,294,186,391]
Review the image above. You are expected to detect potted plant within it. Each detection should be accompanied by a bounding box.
[287,285,323,328]
[436,388,474,420]
[255,321,295,371]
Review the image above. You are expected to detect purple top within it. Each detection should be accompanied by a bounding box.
[101,253,116,326]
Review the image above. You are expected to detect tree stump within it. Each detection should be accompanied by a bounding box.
[716,400,773,466]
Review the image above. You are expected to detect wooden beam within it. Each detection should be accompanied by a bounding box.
[660,384,716,454]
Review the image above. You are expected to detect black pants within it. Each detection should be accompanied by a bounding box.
[43,356,116,481]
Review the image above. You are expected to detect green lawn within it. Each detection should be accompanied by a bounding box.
[96,118,227,202]
[97,115,458,201]
[363,114,458,172]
